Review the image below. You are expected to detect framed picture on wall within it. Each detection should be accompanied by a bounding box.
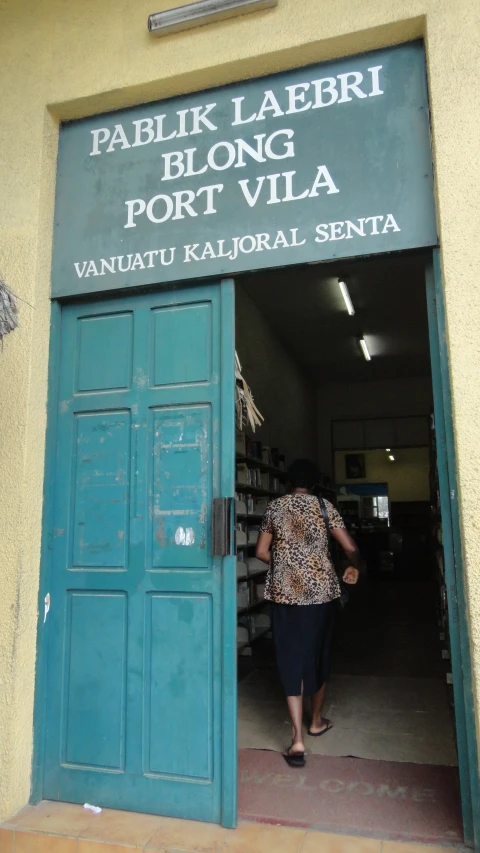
[345,453,366,479]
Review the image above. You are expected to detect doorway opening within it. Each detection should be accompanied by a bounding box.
[234,252,463,844]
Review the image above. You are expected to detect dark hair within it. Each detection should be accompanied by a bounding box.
[288,459,320,490]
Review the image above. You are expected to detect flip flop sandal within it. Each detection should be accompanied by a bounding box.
[283,750,306,768]
[307,720,333,737]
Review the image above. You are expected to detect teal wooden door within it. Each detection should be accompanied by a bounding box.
[43,281,237,825]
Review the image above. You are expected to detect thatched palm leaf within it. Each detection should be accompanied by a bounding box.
[0,281,18,345]
[235,351,263,432]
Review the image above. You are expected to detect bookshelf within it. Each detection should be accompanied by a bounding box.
[235,433,287,655]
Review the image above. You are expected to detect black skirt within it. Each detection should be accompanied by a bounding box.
[270,601,334,696]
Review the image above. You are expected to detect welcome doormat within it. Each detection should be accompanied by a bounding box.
[238,749,463,845]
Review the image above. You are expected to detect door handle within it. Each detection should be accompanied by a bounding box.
[212,497,234,556]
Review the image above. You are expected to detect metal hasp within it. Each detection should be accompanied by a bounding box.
[212,497,234,556]
[148,0,277,37]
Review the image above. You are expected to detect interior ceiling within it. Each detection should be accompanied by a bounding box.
[239,253,432,385]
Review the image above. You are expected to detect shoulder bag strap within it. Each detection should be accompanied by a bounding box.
[318,495,332,558]
[318,494,349,608]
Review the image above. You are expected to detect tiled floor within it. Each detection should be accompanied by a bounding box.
[0,802,465,853]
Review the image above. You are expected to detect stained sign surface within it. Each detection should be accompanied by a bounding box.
[52,41,437,297]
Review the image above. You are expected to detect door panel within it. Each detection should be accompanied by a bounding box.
[63,591,128,770]
[76,312,134,392]
[71,411,131,568]
[150,406,210,569]
[43,281,236,824]
[151,303,212,386]
[144,592,213,779]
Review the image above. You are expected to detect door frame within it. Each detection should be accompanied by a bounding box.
[31,282,238,829]
[426,250,480,849]
[32,256,479,843]
[31,298,62,805]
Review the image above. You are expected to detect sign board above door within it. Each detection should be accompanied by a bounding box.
[52,41,437,297]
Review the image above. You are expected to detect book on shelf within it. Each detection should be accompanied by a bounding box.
[236,497,247,516]
[252,613,270,633]
[236,559,248,579]
[235,432,286,651]
[237,581,250,610]
[255,582,266,600]
[248,557,266,576]
[235,494,269,516]
[236,431,286,472]
[236,527,247,547]
[237,625,249,647]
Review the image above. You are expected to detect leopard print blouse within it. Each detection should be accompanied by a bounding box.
[260,493,345,605]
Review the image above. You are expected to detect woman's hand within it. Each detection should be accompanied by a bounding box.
[342,566,359,585]
[331,528,361,580]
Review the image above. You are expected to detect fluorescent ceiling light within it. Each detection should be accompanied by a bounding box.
[359,338,371,361]
[338,279,355,316]
[148,0,277,36]
[388,454,395,461]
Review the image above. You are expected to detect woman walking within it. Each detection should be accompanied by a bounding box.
[255,459,360,767]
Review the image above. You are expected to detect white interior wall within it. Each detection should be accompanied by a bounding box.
[235,284,317,464]
[317,377,433,478]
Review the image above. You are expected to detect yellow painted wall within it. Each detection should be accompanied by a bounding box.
[334,447,430,503]
[1,0,480,823]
